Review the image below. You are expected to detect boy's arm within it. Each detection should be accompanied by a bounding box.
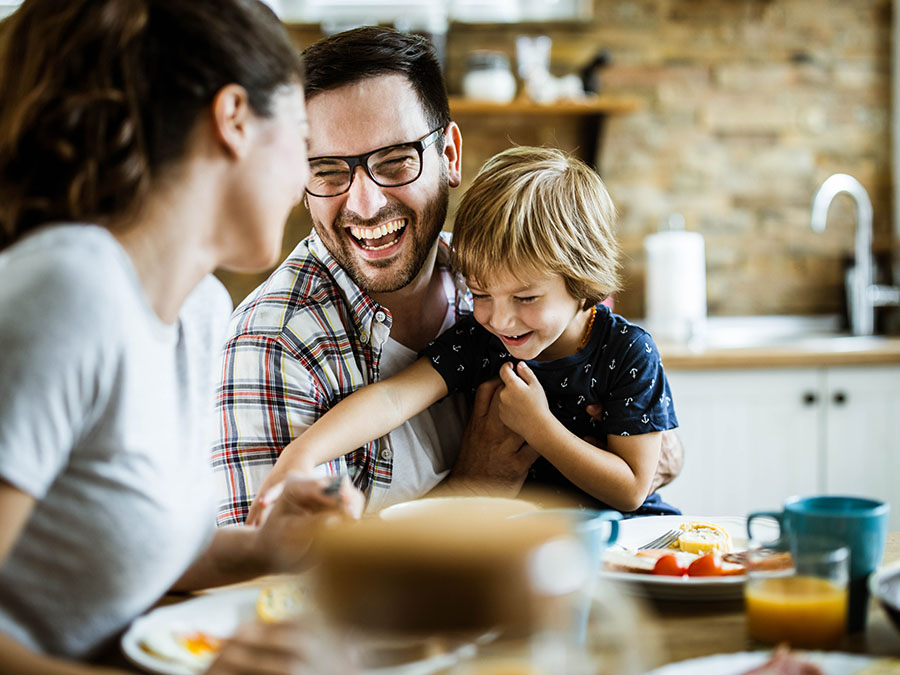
[497,361,660,512]
[247,359,448,521]
[584,403,684,494]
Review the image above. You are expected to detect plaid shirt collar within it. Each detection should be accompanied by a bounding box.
[306,229,470,330]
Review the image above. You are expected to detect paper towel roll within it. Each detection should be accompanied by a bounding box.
[644,231,707,345]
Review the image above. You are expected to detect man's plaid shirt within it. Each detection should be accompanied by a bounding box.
[212,231,469,525]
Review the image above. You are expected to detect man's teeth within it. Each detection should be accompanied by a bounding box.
[349,219,405,241]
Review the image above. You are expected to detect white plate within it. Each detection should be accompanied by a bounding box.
[122,587,471,675]
[599,515,778,601]
[122,588,259,675]
[647,650,875,674]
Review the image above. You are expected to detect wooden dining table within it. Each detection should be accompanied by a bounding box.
[643,532,900,669]
[106,532,900,672]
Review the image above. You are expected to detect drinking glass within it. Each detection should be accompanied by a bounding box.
[745,534,849,649]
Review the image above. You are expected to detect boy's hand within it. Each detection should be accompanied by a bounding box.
[497,361,552,440]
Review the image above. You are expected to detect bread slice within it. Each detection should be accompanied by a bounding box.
[256,579,308,623]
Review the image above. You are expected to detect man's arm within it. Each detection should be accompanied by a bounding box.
[651,429,684,493]
[434,378,538,498]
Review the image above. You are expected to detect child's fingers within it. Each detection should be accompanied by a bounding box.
[515,361,539,386]
[498,361,518,384]
[247,481,285,525]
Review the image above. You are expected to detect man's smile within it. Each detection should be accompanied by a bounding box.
[347,218,407,251]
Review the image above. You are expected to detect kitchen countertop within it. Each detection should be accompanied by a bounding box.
[644,315,900,369]
[660,335,900,370]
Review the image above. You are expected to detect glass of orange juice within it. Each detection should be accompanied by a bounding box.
[745,535,849,649]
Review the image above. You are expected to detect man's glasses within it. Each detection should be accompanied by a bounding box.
[306,127,444,198]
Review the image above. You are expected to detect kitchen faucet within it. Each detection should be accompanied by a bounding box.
[810,173,900,336]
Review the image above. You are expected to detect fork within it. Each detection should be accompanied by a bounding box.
[638,529,681,551]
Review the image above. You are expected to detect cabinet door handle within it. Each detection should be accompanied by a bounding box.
[802,392,818,405]
[832,391,847,405]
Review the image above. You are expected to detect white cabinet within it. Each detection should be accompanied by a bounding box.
[824,367,900,519]
[659,365,900,529]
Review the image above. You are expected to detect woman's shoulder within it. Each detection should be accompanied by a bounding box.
[1,225,135,319]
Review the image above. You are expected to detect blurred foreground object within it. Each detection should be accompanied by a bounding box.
[314,496,650,673]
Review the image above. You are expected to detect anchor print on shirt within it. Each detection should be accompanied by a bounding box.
[630,367,638,379]
[641,414,650,424]
[644,343,652,354]
[560,377,569,388]
[452,344,462,352]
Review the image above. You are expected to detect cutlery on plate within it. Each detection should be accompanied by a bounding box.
[638,529,681,550]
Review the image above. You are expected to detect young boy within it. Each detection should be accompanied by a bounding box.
[248,146,679,521]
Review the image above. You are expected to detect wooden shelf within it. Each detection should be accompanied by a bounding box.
[449,95,641,116]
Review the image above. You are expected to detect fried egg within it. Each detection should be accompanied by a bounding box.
[140,627,223,672]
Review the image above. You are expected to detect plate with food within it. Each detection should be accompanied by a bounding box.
[121,578,471,674]
[599,515,782,601]
[646,649,886,675]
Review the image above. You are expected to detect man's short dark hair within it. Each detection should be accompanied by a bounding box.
[302,26,450,132]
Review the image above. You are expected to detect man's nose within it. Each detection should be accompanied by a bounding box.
[343,166,388,219]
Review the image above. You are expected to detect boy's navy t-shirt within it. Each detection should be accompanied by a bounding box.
[421,304,680,515]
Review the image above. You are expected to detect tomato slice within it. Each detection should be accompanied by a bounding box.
[685,553,723,577]
[652,554,686,576]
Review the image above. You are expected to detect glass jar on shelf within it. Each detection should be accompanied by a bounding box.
[462,50,517,104]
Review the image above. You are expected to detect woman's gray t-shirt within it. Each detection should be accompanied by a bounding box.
[0,225,231,658]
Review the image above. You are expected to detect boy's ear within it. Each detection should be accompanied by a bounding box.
[211,84,253,159]
[443,122,462,188]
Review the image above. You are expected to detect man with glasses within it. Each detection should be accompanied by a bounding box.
[212,26,683,523]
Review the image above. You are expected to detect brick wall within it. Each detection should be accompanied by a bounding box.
[219,1,893,322]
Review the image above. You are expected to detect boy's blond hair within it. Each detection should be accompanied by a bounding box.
[452,146,622,309]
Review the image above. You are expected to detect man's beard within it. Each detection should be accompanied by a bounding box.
[312,180,449,295]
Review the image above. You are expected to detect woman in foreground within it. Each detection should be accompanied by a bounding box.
[0,1,359,673]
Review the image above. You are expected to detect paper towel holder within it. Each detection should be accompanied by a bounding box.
[644,212,708,350]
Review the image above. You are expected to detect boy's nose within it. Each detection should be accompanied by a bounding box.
[489,306,518,333]
[343,166,388,219]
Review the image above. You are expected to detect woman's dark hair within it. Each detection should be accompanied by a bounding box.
[0,0,304,249]
[302,26,449,133]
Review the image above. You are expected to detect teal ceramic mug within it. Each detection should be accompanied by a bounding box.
[747,495,889,633]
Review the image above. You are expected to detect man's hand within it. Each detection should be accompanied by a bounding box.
[441,378,538,497]
[207,619,355,674]
[584,403,684,495]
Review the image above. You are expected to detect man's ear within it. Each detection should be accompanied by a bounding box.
[443,121,462,188]
[211,84,253,159]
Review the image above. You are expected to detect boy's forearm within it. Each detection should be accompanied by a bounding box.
[526,421,654,512]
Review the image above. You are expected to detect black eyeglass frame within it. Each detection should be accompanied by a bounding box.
[305,126,445,198]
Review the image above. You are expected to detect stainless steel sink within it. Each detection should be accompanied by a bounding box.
[700,315,845,349]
